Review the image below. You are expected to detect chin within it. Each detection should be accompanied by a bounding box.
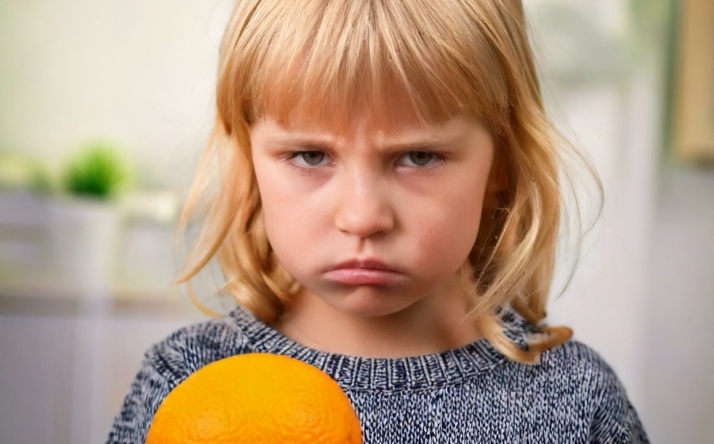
[331,288,417,318]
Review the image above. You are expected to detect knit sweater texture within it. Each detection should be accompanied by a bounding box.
[106,306,649,443]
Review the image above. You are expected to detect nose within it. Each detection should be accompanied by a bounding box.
[334,171,395,238]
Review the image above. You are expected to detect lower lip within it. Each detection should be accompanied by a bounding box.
[324,268,404,286]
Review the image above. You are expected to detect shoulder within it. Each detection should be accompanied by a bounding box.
[107,313,257,442]
[503,310,628,393]
[539,339,616,380]
[142,312,255,388]
[535,339,626,402]
[536,340,649,443]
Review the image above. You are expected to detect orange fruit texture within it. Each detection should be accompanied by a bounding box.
[146,353,363,443]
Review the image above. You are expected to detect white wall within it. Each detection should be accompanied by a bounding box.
[0,0,233,188]
[645,169,714,443]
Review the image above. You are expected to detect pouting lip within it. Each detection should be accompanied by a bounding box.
[327,258,402,273]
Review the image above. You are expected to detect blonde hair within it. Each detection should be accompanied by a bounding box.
[177,0,600,363]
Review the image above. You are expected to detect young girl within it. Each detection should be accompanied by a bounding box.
[108,0,648,442]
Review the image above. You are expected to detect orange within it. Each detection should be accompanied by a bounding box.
[146,353,362,443]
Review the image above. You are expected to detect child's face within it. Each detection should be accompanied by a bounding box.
[250,106,499,320]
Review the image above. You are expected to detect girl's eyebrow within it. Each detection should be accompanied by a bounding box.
[266,137,333,151]
[266,135,462,152]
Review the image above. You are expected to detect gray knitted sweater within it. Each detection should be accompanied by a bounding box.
[106,306,649,443]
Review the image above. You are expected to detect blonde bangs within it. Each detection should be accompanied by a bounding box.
[217,0,509,132]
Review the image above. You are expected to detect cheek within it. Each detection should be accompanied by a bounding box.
[256,173,326,269]
[413,193,484,270]
[260,188,300,245]
[254,166,294,249]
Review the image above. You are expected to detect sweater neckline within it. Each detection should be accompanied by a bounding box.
[226,305,531,391]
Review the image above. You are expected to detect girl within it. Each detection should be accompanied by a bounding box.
[108,0,648,442]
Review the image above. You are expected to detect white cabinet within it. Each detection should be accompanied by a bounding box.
[0,304,199,444]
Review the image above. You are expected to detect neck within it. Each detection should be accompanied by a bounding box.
[271,285,482,358]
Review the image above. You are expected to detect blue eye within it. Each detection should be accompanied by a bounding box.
[294,151,327,166]
[401,151,438,167]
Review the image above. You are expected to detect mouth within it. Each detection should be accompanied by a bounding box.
[324,259,405,286]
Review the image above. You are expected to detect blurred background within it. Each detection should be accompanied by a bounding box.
[0,0,712,442]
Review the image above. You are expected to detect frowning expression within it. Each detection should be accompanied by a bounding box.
[250,108,498,319]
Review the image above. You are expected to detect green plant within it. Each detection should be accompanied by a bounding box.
[62,141,128,200]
